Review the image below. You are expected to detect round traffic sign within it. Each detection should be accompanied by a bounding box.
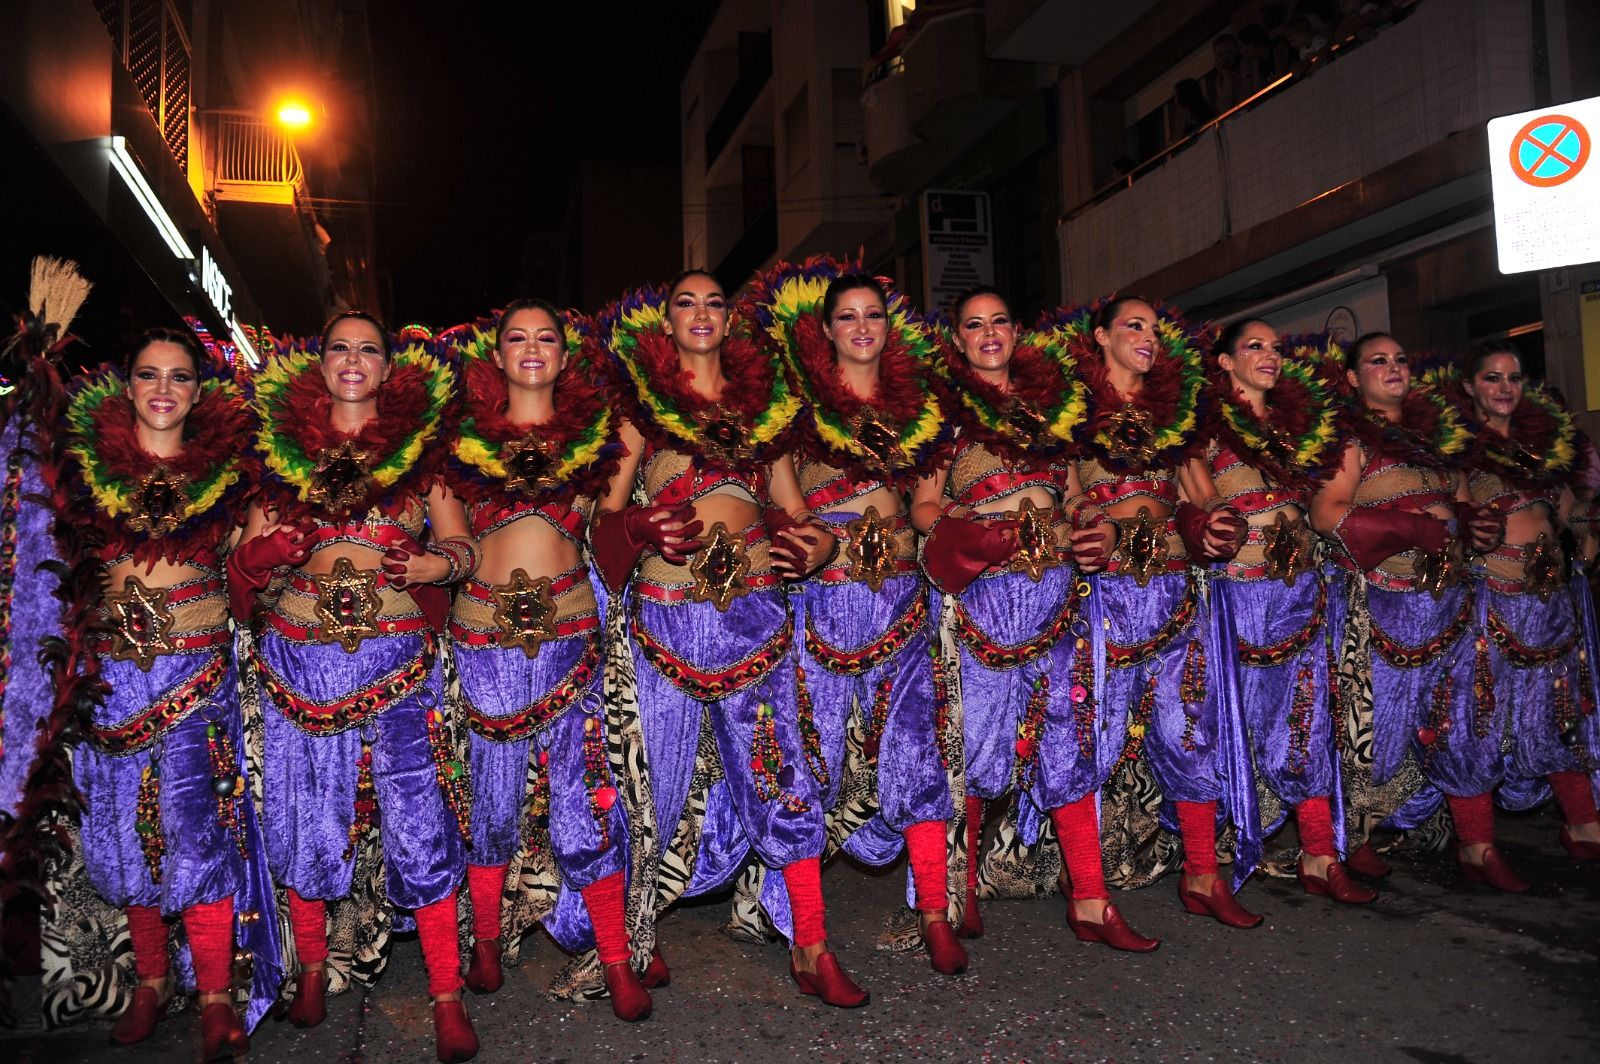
[1509,113,1590,187]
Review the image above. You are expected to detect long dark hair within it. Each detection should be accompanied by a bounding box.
[123,326,204,377]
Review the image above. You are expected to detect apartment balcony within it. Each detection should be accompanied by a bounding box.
[201,112,308,207]
[1056,0,1536,304]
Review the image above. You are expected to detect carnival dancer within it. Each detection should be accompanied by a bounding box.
[1193,320,1373,903]
[597,271,868,1007]
[441,300,652,1018]
[746,262,963,974]
[1445,341,1600,865]
[66,327,280,1058]
[1062,297,1263,931]
[913,288,1140,948]
[230,312,478,1061]
[1308,333,1504,891]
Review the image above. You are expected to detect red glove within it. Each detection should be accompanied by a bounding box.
[226,527,309,622]
[1454,500,1505,554]
[1177,502,1246,561]
[765,508,833,577]
[591,504,703,592]
[923,515,1017,595]
[1336,507,1448,571]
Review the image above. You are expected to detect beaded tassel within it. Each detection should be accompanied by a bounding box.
[862,677,893,763]
[931,641,953,768]
[582,711,617,849]
[793,665,830,787]
[426,703,474,849]
[205,722,249,860]
[1013,674,1050,792]
[1285,660,1316,776]
[1121,673,1159,764]
[1326,632,1343,752]
[1178,638,1206,752]
[749,700,809,812]
[135,761,164,884]
[1417,674,1454,763]
[343,741,377,862]
[524,749,551,856]
[1472,634,1495,739]
[1069,637,1096,760]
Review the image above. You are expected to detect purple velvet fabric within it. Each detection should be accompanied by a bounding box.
[1218,574,1338,806]
[1484,585,1595,780]
[631,589,823,880]
[958,566,1116,810]
[258,632,464,911]
[1366,584,1477,794]
[797,564,951,847]
[456,636,621,887]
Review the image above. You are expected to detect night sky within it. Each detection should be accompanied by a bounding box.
[366,2,718,330]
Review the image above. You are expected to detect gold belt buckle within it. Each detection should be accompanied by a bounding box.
[312,556,383,651]
[491,568,558,658]
[1262,512,1314,586]
[1117,505,1169,588]
[844,505,898,592]
[105,576,177,671]
[1011,498,1060,582]
[1414,536,1466,599]
[690,521,751,611]
[1524,532,1563,601]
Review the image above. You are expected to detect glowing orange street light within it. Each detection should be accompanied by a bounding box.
[275,100,313,131]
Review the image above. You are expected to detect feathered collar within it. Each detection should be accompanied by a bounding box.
[931,317,1088,464]
[603,285,800,469]
[1421,363,1577,488]
[444,314,621,510]
[65,369,254,566]
[1053,303,1205,474]
[1348,384,1473,471]
[252,340,451,520]
[1209,334,1345,490]
[742,257,948,487]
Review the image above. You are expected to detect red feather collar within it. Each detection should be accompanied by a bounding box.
[935,337,1073,463]
[1074,334,1194,471]
[623,327,787,466]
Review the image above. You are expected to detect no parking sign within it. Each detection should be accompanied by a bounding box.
[1489,97,1600,273]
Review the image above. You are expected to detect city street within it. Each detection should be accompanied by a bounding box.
[6,805,1597,1063]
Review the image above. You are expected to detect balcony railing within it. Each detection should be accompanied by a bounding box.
[203,113,308,206]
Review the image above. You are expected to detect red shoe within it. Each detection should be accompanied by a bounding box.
[464,938,502,994]
[1346,841,1392,879]
[1458,846,1531,894]
[955,887,984,939]
[641,946,671,989]
[919,916,968,976]
[1178,878,1264,929]
[1298,861,1377,904]
[1066,902,1160,953]
[789,951,869,1008]
[199,1001,249,1061]
[110,985,169,1045]
[286,968,327,1028]
[1559,825,1600,861]
[432,997,479,1063]
[602,960,653,1021]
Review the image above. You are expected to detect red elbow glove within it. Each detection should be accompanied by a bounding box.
[591,504,703,592]
[1177,501,1245,562]
[1454,500,1505,553]
[923,515,1016,595]
[1335,507,1449,571]
[226,527,308,623]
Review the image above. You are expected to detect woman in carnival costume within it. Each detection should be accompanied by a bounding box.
[1438,340,1600,865]
[65,326,280,1058]
[913,287,1139,948]
[745,261,964,974]
[229,312,478,1062]
[596,270,870,1007]
[1192,320,1373,903]
[1308,333,1504,890]
[1061,296,1263,932]
[441,300,654,1019]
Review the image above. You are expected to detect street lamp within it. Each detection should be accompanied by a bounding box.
[275,99,314,132]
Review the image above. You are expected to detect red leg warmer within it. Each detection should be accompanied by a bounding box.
[1050,796,1108,900]
[182,897,235,995]
[1548,770,1600,826]
[1447,792,1495,846]
[286,890,328,967]
[903,820,950,913]
[125,905,170,982]
[416,891,463,998]
[1176,800,1220,876]
[964,795,984,894]
[466,863,506,942]
[580,871,632,966]
[783,857,827,949]
[1295,795,1337,858]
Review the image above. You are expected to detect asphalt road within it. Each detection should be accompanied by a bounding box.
[6,804,1598,1063]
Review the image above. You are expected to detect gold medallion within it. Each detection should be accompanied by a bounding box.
[1012,498,1060,582]
[491,568,558,658]
[689,521,750,611]
[1118,505,1170,588]
[312,556,383,652]
[308,440,373,512]
[851,410,902,468]
[1262,511,1314,586]
[844,505,898,592]
[105,576,177,671]
[1101,406,1157,466]
[501,435,560,495]
[693,406,751,462]
[1414,536,1466,599]
[1524,532,1563,602]
[125,465,191,538]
